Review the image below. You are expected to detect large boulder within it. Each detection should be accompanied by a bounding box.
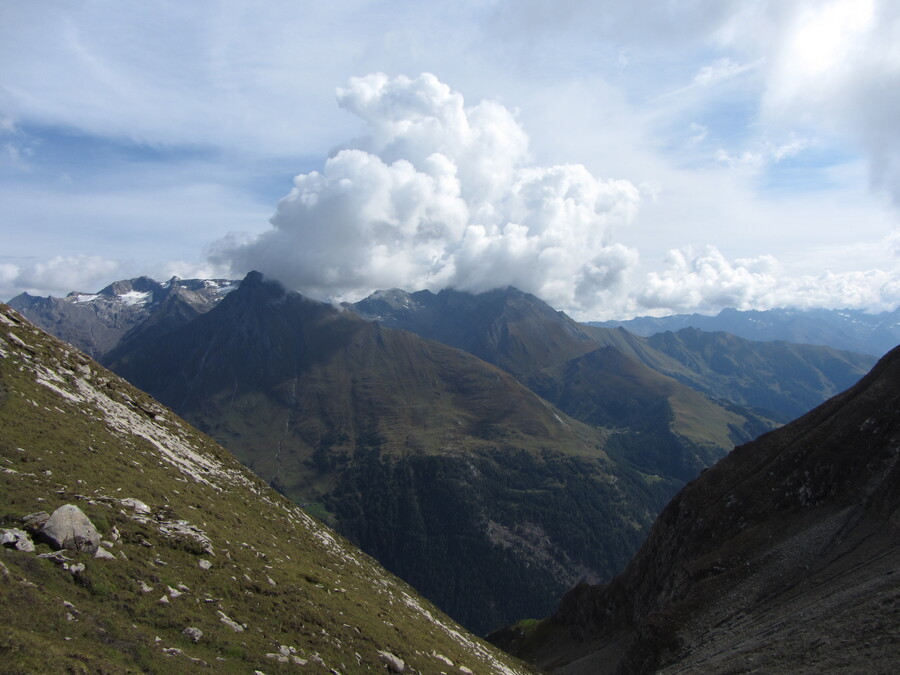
[38,504,101,553]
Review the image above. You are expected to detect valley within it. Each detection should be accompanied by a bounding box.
[9,272,876,637]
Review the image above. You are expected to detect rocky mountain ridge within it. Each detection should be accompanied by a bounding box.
[0,302,534,674]
[8,276,235,358]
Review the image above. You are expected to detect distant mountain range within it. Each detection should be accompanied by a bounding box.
[8,276,234,359]
[8,274,877,634]
[494,343,900,674]
[0,303,533,674]
[591,306,900,356]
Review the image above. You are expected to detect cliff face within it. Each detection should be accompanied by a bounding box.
[503,344,900,674]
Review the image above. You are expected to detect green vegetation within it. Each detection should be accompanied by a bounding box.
[0,305,535,674]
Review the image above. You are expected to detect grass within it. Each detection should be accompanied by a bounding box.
[0,304,536,674]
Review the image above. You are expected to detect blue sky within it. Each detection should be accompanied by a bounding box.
[2,0,898,319]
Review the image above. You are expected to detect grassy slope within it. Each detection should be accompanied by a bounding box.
[0,304,534,675]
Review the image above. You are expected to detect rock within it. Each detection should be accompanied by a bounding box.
[182,627,203,643]
[198,559,212,570]
[159,595,170,604]
[432,653,454,667]
[94,547,115,560]
[217,610,244,632]
[377,650,405,672]
[38,504,101,553]
[68,562,85,575]
[139,580,154,593]
[20,511,49,533]
[120,497,150,514]
[459,667,473,674]
[1,528,35,553]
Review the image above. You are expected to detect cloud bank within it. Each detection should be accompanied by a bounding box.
[637,245,900,318]
[0,255,124,299]
[216,73,641,315]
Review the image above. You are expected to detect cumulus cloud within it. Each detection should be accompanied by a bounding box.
[0,255,124,300]
[637,245,900,316]
[215,73,641,315]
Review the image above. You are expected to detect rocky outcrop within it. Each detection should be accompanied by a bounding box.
[1,528,35,552]
[37,504,101,553]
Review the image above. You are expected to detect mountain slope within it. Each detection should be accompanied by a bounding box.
[106,272,676,635]
[351,286,872,465]
[526,346,772,481]
[497,345,900,674]
[0,303,536,674]
[591,306,900,356]
[573,323,875,424]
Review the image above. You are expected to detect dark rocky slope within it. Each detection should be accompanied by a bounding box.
[496,343,900,674]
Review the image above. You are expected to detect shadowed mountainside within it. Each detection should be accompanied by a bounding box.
[494,344,900,674]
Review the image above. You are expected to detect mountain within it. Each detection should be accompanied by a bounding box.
[588,326,877,424]
[105,272,679,635]
[591,306,900,356]
[350,287,600,381]
[8,276,236,359]
[350,287,874,465]
[0,303,535,674]
[11,275,876,634]
[494,345,900,674]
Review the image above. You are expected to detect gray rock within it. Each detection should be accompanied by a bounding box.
[1,528,35,553]
[39,504,101,553]
[182,627,203,643]
[20,511,49,533]
[377,650,405,673]
[94,547,115,560]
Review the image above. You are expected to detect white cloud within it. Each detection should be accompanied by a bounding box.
[714,137,812,171]
[1,255,123,300]
[692,58,749,87]
[216,73,641,316]
[636,244,900,316]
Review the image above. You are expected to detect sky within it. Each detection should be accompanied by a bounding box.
[2,0,899,320]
